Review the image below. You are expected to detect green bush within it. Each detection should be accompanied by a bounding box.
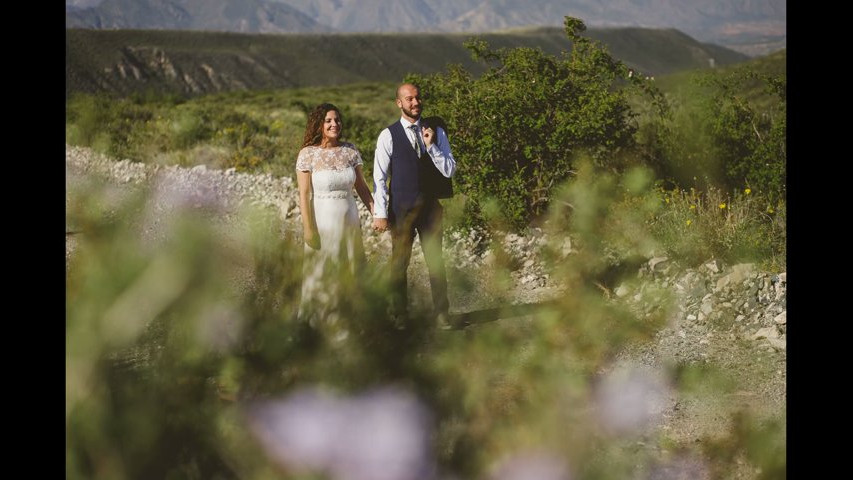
[637,68,786,203]
[406,17,645,231]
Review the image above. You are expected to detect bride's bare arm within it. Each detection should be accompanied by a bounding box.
[296,170,320,249]
[353,165,375,215]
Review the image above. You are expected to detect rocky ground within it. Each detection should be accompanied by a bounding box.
[66,145,786,478]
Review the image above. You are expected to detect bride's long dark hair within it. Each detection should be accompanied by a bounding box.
[301,103,343,148]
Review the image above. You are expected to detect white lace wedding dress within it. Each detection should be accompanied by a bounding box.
[295,142,366,324]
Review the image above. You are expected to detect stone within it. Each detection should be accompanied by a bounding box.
[704,260,720,273]
[773,312,786,325]
[561,238,573,256]
[649,256,669,271]
[750,327,779,341]
[767,335,786,351]
[615,285,630,298]
[716,263,756,291]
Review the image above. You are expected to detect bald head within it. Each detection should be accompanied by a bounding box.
[396,82,419,100]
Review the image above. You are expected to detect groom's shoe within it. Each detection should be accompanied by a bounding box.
[436,312,462,330]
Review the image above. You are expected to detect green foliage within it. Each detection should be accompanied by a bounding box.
[407,17,648,231]
[643,185,785,270]
[637,64,786,203]
[65,45,786,270]
[65,84,399,177]
[67,143,785,478]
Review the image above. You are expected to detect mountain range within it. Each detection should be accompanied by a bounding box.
[66,0,786,57]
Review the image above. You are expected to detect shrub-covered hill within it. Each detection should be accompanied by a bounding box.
[66,26,748,98]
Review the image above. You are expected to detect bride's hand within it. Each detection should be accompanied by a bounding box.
[304,230,321,250]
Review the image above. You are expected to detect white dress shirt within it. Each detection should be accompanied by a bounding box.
[373,117,457,219]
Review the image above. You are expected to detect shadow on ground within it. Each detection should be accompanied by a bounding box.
[448,299,561,330]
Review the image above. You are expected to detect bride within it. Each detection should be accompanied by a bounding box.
[295,103,374,325]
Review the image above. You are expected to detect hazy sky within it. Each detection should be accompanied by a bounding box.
[66,0,103,8]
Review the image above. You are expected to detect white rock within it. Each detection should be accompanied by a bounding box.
[751,327,779,341]
[649,256,668,271]
[773,312,786,325]
[704,260,720,273]
[615,285,630,298]
[686,314,697,321]
[732,263,756,282]
[769,335,786,350]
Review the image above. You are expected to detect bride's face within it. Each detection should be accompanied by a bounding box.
[322,110,342,143]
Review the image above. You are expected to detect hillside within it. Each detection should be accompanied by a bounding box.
[66,26,748,98]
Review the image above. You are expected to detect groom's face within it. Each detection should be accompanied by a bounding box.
[397,86,422,120]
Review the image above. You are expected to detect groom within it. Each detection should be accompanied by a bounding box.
[372,82,457,328]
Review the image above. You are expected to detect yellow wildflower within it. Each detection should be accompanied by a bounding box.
[744,188,751,195]
[686,219,692,226]
[689,205,696,210]
[719,203,727,209]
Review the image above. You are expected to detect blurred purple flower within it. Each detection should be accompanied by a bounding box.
[151,172,225,213]
[644,455,710,480]
[246,386,435,480]
[489,451,572,480]
[593,365,673,435]
[195,302,245,352]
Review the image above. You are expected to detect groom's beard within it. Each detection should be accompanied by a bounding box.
[402,106,421,120]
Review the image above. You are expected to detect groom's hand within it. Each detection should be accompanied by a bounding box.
[373,218,389,233]
[422,126,435,148]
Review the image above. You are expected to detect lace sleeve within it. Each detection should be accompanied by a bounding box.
[295,147,312,172]
[346,143,363,168]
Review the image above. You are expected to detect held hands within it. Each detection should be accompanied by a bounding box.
[372,217,389,233]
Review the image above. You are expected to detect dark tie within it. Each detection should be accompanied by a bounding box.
[409,124,422,157]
